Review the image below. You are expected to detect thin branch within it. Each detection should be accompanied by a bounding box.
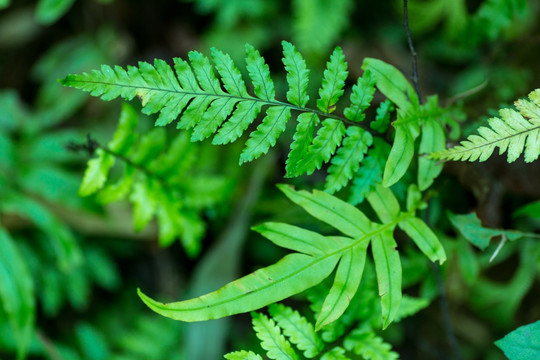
[430,262,463,360]
[403,0,423,103]
[422,203,463,360]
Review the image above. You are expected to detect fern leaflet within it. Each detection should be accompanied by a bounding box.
[268,303,323,358]
[224,351,264,360]
[252,312,299,360]
[343,329,399,360]
[430,88,540,163]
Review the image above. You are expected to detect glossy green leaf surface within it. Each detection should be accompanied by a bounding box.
[278,184,372,238]
[138,252,340,322]
[418,119,445,191]
[495,320,540,360]
[316,242,367,330]
[371,229,402,329]
[362,58,417,110]
[398,217,446,264]
[383,125,414,187]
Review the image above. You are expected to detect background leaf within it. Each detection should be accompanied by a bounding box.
[495,320,540,360]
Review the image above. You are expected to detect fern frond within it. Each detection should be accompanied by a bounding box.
[138,184,445,330]
[268,304,323,358]
[343,329,399,360]
[62,42,386,186]
[430,88,540,163]
[252,312,299,360]
[78,104,229,256]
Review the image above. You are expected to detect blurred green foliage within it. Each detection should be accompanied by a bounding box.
[0,0,539,359]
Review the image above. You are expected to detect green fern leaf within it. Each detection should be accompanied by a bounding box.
[316,241,367,331]
[285,112,320,177]
[430,88,540,163]
[130,178,157,232]
[97,165,135,203]
[362,58,418,110]
[130,127,167,165]
[252,222,334,256]
[252,312,299,360]
[295,119,346,175]
[418,119,445,190]
[398,217,446,264]
[348,138,390,205]
[78,104,227,256]
[366,185,402,328]
[213,101,263,145]
[245,43,275,101]
[188,51,224,94]
[269,304,323,358]
[344,329,398,360]
[63,43,400,184]
[282,41,310,107]
[277,184,372,238]
[137,185,436,330]
[224,350,264,360]
[344,70,376,122]
[325,126,373,194]
[317,47,348,113]
[239,106,292,164]
[137,251,340,321]
[371,229,402,329]
[382,123,415,187]
[108,102,138,154]
[393,295,430,322]
[371,99,394,133]
[366,184,400,224]
[320,347,350,360]
[79,149,115,196]
[211,47,249,97]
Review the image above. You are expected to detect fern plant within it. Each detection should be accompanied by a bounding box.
[77,103,231,256]
[137,183,445,330]
[224,265,430,360]
[62,41,451,197]
[59,40,457,346]
[430,88,540,163]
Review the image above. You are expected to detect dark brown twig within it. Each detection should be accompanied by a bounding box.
[403,0,423,103]
[403,2,462,357]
